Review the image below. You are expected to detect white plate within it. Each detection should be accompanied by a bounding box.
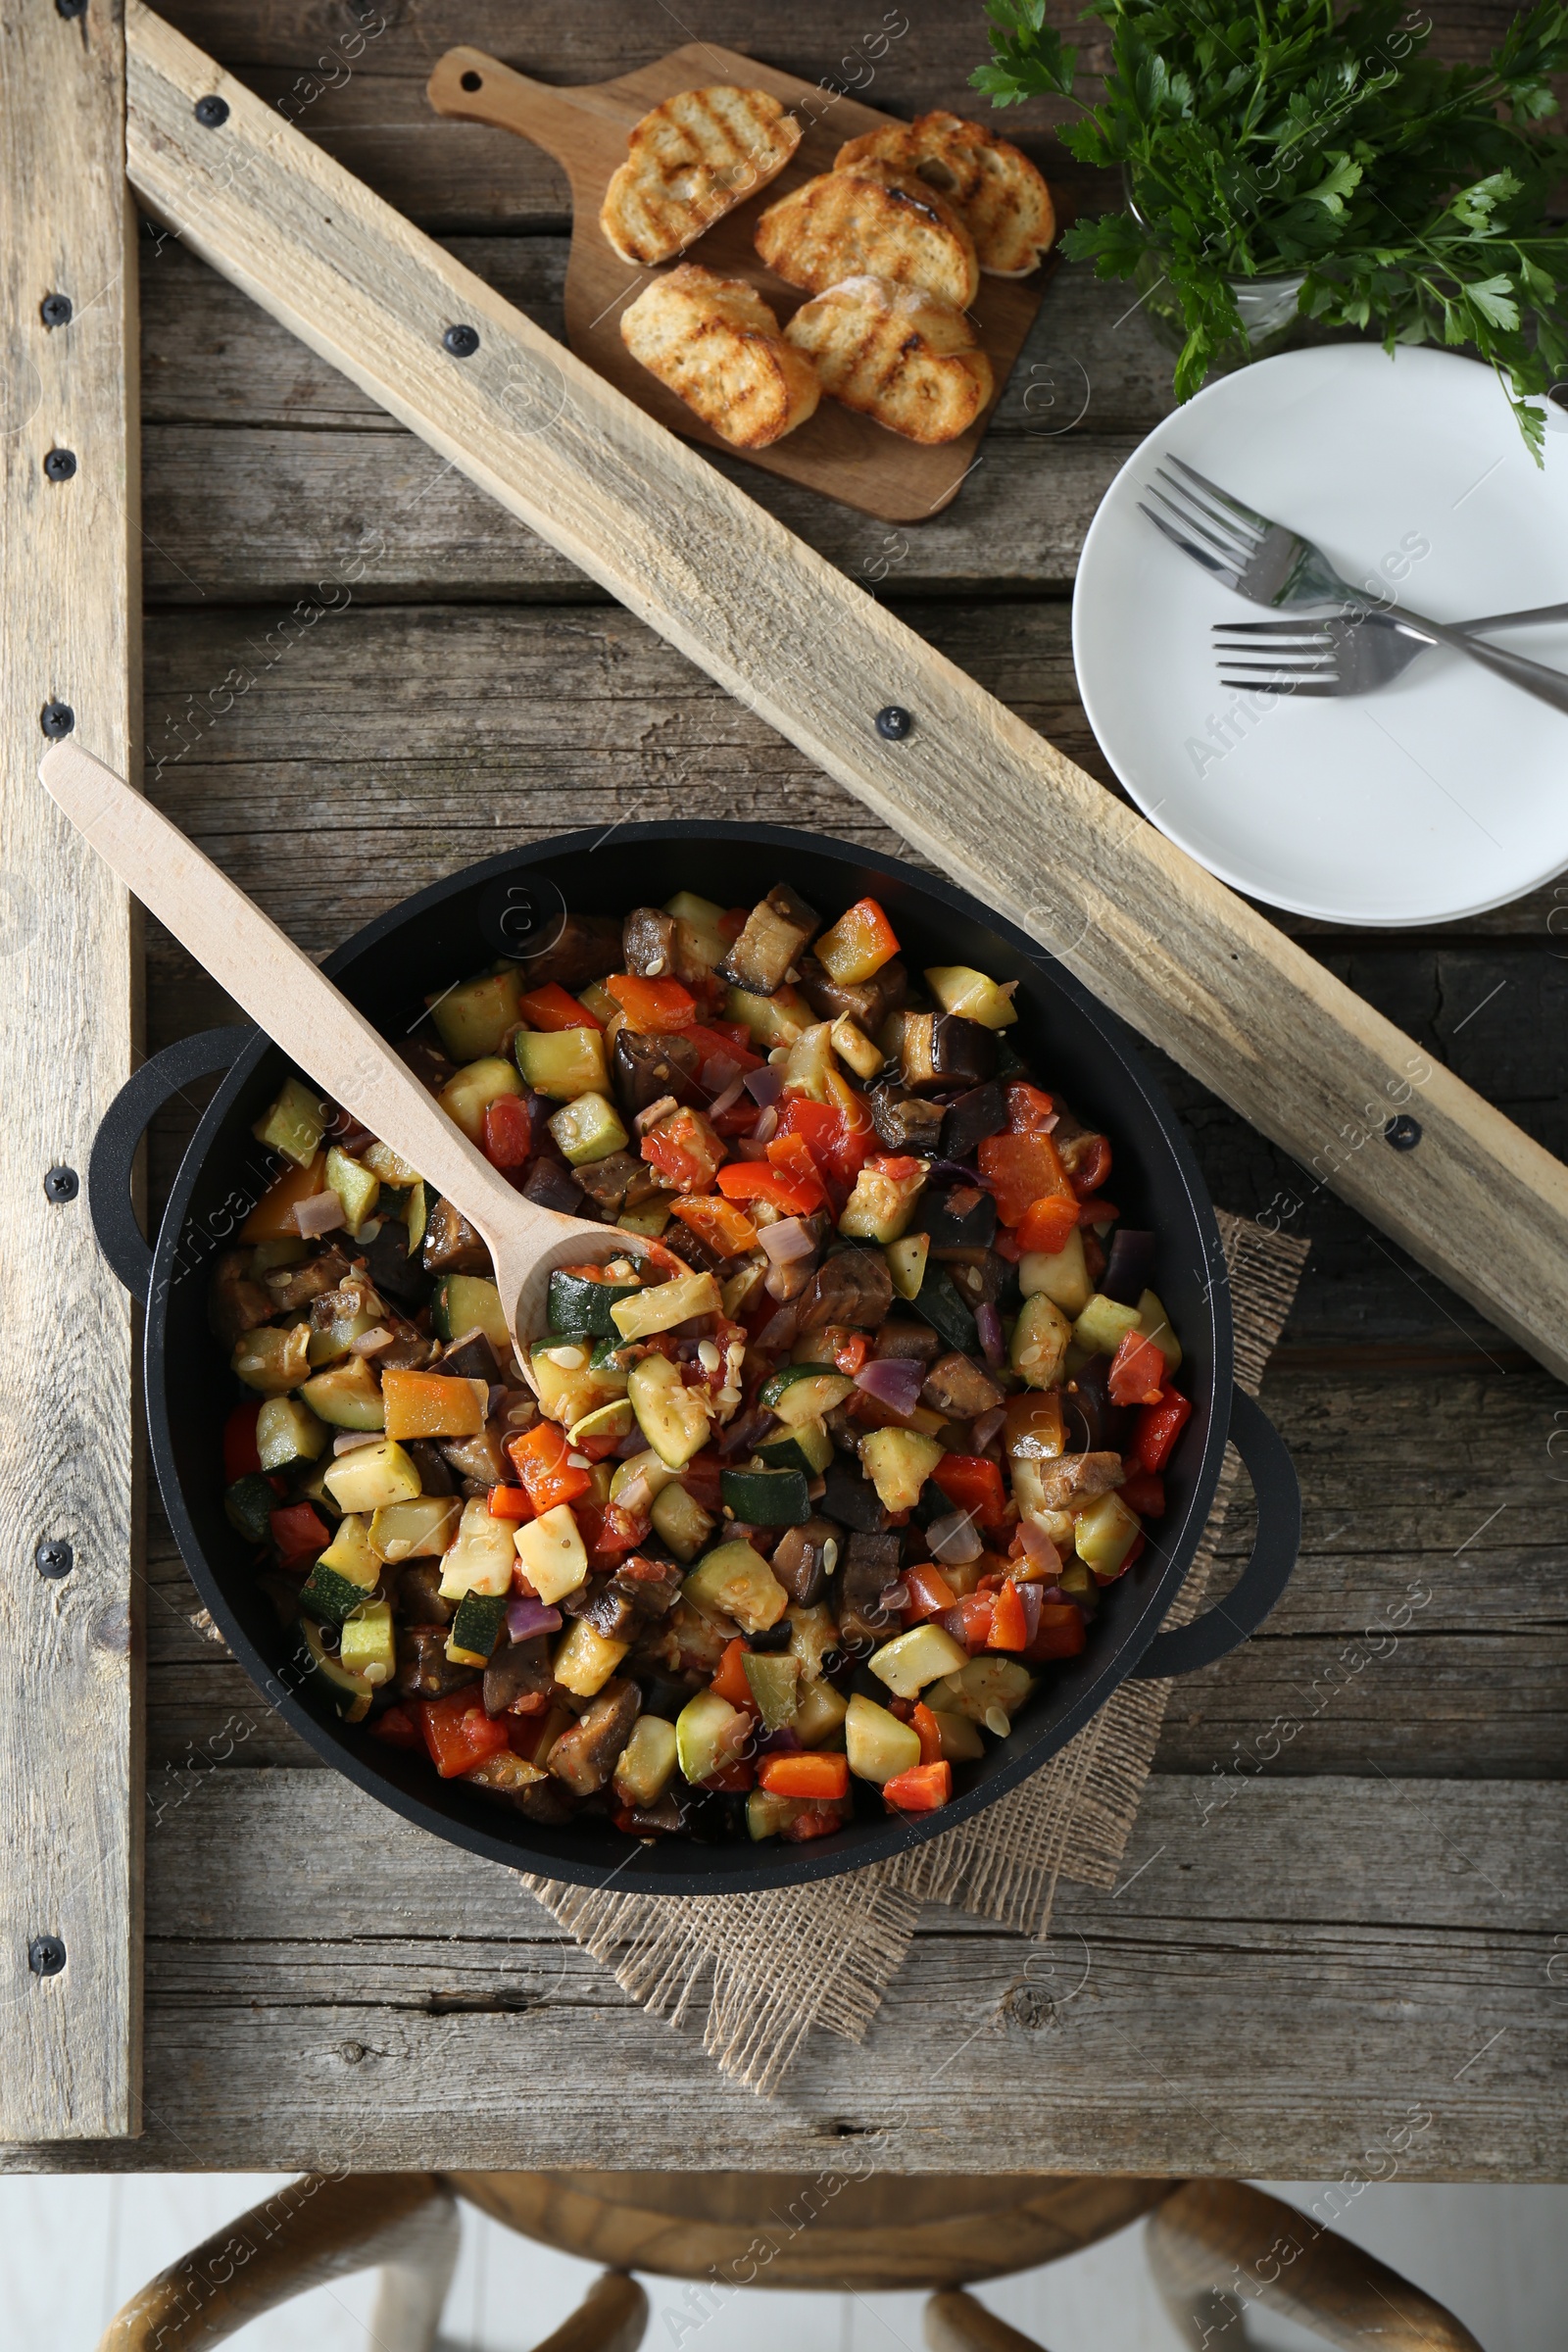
[1072,343,1568,925]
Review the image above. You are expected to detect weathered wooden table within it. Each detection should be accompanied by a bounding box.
[7,0,1566,2177]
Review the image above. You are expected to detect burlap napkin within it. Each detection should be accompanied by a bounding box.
[523,1212,1308,2094]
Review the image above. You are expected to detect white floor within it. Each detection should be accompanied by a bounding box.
[5,2172,1564,2350]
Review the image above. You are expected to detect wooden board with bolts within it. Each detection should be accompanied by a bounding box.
[0,2,143,2138]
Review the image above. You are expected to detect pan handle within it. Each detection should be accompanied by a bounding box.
[1131,1386,1301,1680]
[88,1026,255,1305]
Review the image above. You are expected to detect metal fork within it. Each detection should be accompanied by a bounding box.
[1212,600,1568,699]
[1141,457,1568,715]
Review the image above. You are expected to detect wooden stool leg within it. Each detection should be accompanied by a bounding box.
[1146,2180,1486,2352]
[925,2287,1047,2351]
[533,2270,649,2352]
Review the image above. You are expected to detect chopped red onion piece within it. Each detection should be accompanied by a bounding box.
[880,1581,910,1615]
[708,1075,746,1118]
[331,1430,379,1454]
[293,1189,344,1237]
[615,1472,655,1518]
[349,1325,394,1356]
[936,1602,978,1650]
[854,1354,926,1416]
[701,1052,744,1093]
[506,1595,563,1642]
[1016,1519,1063,1580]
[757,1724,803,1754]
[976,1301,1004,1367]
[759,1215,817,1266]
[486,1383,511,1418]
[1016,1582,1043,1642]
[614,1425,649,1457]
[753,1104,779,1145]
[971,1404,1006,1449]
[928,1508,983,1565]
[745,1063,784,1106]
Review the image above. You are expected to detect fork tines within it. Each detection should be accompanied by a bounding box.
[1211,619,1339,694]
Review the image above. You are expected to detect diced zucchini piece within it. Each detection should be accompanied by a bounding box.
[792,1678,850,1748]
[322,1437,421,1515]
[925,1656,1036,1730]
[297,1617,373,1722]
[719,1465,810,1526]
[787,1600,841,1685]
[869,1623,968,1699]
[530,1340,624,1431]
[249,1237,309,1275]
[781,1021,835,1102]
[324,1145,380,1237]
[306,1302,381,1368]
[362,1139,420,1187]
[576,979,618,1026]
[438,1055,523,1144]
[549,1091,629,1166]
[755,1416,834,1476]
[315,1511,379,1589]
[368,1495,460,1563]
[683,1540,788,1636]
[612,1269,722,1341]
[253,1075,329,1167]
[340,1598,397,1685]
[674,1689,748,1784]
[297,1557,379,1627]
[830,1015,884,1080]
[846,1691,922,1785]
[742,1648,800,1731]
[427,966,521,1062]
[885,1233,930,1301]
[514,1027,610,1101]
[549,1266,644,1336]
[923,965,1019,1030]
[1011,1294,1073,1390]
[838,1159,927,1245]
[719,1259,767,1320]
[1058,1557,1095,1599]
[650,1480,716,1562]
[432,1274,511,1353]
[406,1179,428,1255]
[255,1395,328,1472]
[1075,1490,1142,1582]
[613,1714,679,1809]
[301,1354,386,1431]
[554,1617,629,1699]
[627,1352,711,1468]
[231,1322,312,1396]
[569,1398,634,1446]
[438,1494,516,1598]
[223,1473,276,1545]
[663,890,729,972]
[1137,1289,1182,1375]
[1073,1292,1146,1358]
[609,1446,677,1504]
[1020,1226,1092,1316]
[446,1590,509,1667]
[927,1705,985,1763]
[858,1426,944,1513]
[616,1199,674,1238]
[513,1500,590,1605]
[724,983,812,1049]
[747,1788,804,1841]
[758,1363,854,1426]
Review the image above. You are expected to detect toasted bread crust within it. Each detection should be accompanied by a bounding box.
[601,86,803,266]
[620,264,820,448]
[754,169,980,308]
[784,274,994,445]
[835,111,1054,276]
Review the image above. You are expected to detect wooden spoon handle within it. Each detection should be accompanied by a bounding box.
[39,741,531,1249]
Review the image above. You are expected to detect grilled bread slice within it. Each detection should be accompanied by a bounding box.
[754,169,980,308]
[784,275,993,445]
[600,87,803,266]
[835,111,1055,276]
[620,265,820,449]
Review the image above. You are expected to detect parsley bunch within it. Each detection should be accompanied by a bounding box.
[973,0,1568,456]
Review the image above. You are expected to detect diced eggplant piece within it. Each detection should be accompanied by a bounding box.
[422,1195,491,1275]
[264,1249,349,1313]
[940,1081,1007,1162]
[516,1777,578,1826]
[395,1623,478,1698]
[482,1633,553,1717]
[548,1678,642,1795]
[374,1330,438,1371]
[398,1039,457,1095]
[392,1562,455,1625]
[572,1150,639,1217]
[1062,1357,1134,1454]
[403,1439,456,1497]
[435,1326,502,1387]
[524,912,623,993]
[521,1155,584,1215]
[612,1028,701,1116]
[822,1456,891,1534]
[799,952,907,1034]
[770,1515,842,1607]
[622,906,679,978]
[718,883,819,996]
[932,1247,1009,1311]
[576,1578,638,1643]
[798,1248,894,1333]
[900,1012,998,1093]
[207,1250,274,1349]
[917,1182,997,1250]
[1027,1451,1126,1512]
[1102,1228,1157,1306]
[922,1349,1005,1421]
[439,1423,511,1487]
[839,1530,903,1644]
[362,1222,431,1310]
[609,1553,684,1620]
[871,1318,941,1363]
[867,1082,946,1154]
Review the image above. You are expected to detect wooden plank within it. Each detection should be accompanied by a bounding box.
[1,1770,1562,2176]
[0,0,142,2141]
[123,3,1568,1383]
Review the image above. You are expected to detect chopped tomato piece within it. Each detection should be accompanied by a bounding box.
[240,1151,327,1241]
[679,1449,725,1514]
[669,1195,760,1255]
[1118,1469,1166,1518]
[1015,1192,1081,1254]
[780,1803,848,1843]
[606,971,698,1033]
[270,1501,329,1565]
[575,1499,648,1566]
[369,1703,422,1749]
[506,1420,592,1511]
[1066,1134,1113,1198]
[883,1760,953,1813]
[1023,1603,1088,1664]
[992,1227,1022,1264]
[932,1454,1008,1530]
[575,1432,625,1464]
[482,1091,534,1170]
[831,1330,869,1377]
[223,1401,263,1483]
[765,1130,829,1211]
[640,1104,726,1194]
[715,1161,820,1215]
[911,1700,944,1765]
[1107,1330,1168,1407]
[417,1690,511,1779]
[1077,1196,1120,1227]
[486,1483,535,1522]
[977,1129,1072,1227]
[1006,1083,1056,1134]
[903,1563,957,1623]
[759,1751,851,1801]
[710,1637,756,1710]
[701,1757,756,1792]
[870,1152,923,1183]
[986,1577,1031,1651]
[516,981,603,1032]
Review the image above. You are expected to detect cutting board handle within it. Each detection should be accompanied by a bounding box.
[426,46,610,177]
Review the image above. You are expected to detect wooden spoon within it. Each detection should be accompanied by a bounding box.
[39,741,657,1361]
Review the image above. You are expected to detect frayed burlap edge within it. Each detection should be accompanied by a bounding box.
[520,1212,1307,2095]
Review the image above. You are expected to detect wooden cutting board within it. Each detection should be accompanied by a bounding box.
[425,40,1054,522]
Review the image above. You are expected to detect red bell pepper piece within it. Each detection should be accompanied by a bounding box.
[417,1690,511,1779]
[944,1592,994,1652]
[606,971,698,1033]
[369,1703,422,1749]
[1133,1383,1192,1474]
[1108,1329,1168,1407]
[1118,1469,1166,1518]
[702,1757,756,1792]
[1005,1082,1056,1134]
[882,1760,953,1812]
[506,1420,592,1511]
[1066,1134,1114,1199]
[759,1751,851,1800]
[780,1803,848,1843]
[482,1091,534,1170]
[911,1699,944,1765]
[515,981,602,1032]
[640,1104,726,1194]
[1014,1193,1081,1254]
[223,1400,263,1483]
[685,1020,763,1074]
[903,1563,957,1624]
[1077,1196,1120,1227]
[669,1195,760,1255]
[710,1637,756,1710]
[486,1483,535,1522]
[762,1130,829,1211]
[715,1160,820,1215]
[977,1129,1073,1227]
[270,1501,329,1566]
[986,1577,1031,1651]
[832,1331,869,1377]
[932,1453,1008,1530]
[1023,1603,1089,1664]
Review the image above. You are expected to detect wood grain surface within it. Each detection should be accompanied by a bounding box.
[0,0,143,2141]
[122,1,1568,1384]
[425,40,1050,522]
